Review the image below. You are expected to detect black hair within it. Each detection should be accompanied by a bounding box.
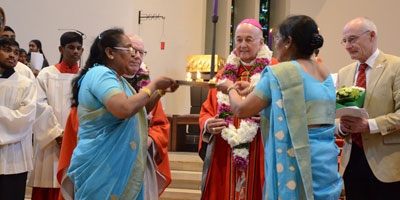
[19,48,27,55]
[71,28,124,107]
[60,31,83,47]
[0,37,19,48]
[29,39,44,54]
[4,26,15,34]
[28,39,49,68]
[278,15,323,59]
[59,32,83,63]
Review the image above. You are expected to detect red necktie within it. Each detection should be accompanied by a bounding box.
[352,63,368,147]
[355,63,367,89]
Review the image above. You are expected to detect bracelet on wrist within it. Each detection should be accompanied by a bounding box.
[248,83,255,93]
[141,87,152,98]
[156,89,165,97]
[227,86,237,94]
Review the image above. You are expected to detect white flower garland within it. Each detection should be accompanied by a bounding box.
[218,44,272,164]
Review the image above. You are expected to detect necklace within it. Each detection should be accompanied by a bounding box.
[217,44,272,170]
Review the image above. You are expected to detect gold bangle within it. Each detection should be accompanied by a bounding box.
[227,86,237,94]
[248,83,255,93]
[156,89,165,97]
[141,87,152,97]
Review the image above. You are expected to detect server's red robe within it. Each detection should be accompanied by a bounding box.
[56,101,171,200]
[199,58,278,200]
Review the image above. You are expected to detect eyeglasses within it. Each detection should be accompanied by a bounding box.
[341,30,370,46]
[113,47,147,57]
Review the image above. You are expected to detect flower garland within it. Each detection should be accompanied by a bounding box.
[217,44,272,170]
[132,63,151,91]
[125,63,154,123]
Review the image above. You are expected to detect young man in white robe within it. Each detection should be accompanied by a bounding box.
[0,38,37,200]
[28,32,83,200]
[0,25,35,80]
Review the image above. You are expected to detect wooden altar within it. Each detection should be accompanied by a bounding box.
[168,114,200,152]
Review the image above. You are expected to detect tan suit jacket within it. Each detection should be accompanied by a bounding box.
[337,51,400,182]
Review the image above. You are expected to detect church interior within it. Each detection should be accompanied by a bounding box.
[1,0,400,199]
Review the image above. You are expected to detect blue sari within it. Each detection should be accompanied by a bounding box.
[253,61,343,200]
[68,65,147,200]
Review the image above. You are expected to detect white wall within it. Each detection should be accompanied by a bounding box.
[2,0,206,115]
[5,0,398,113]
[133,0,206,114]
[271,0,400,73]
[3,0,137,66]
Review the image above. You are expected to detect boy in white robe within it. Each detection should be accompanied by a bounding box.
[28,32,83,200]
[0,38,37,200]
[0,25,35,80]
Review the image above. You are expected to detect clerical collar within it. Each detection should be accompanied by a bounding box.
[240,59,256,66]
[55,60,79,74]
[123,73,136,79]
[0,67,15,78]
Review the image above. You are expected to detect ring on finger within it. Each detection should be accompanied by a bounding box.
[212,127,216,132]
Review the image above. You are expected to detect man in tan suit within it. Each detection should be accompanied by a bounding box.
[337,17,400,199]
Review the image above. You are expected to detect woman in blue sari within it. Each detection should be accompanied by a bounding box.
[217,15,343,200]
[67,28,178,200]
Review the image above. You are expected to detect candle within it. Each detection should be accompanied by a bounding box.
[186,72,192,81]
[268,28,273,49]
[213,0,218,17]
[209,77,217,83]
[196,71,203,82]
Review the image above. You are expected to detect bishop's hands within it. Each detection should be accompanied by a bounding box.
[206,116,227,135]
[206,114,260,135]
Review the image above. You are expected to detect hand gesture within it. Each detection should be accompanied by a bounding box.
[164,82,179,93]
[234,81,251,96]
[206,116,227,135]
[216,79,234,94]
[154,76,177,90]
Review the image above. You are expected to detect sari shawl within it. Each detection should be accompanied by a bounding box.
[68,65,147,200]
[253,62,342,200]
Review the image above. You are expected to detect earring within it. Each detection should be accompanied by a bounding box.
[285,45,288,49]
[110,56,114,60]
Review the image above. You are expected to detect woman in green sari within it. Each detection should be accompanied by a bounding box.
[217,15,343,200]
